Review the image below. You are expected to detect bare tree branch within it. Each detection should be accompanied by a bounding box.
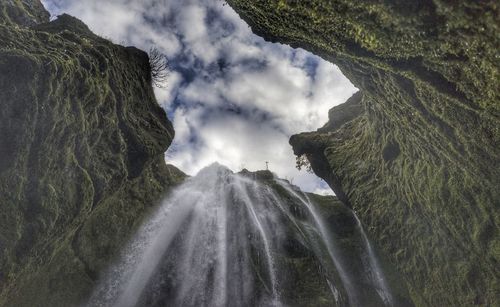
[149,47,170,88]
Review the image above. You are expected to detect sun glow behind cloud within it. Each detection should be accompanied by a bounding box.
[41,0,357,195]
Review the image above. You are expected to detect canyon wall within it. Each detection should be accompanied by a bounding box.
[227,1,499,306]
[1,1,498,306]
[0,1,185,306]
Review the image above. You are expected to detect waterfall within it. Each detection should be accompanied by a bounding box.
[275,180,395,306]
[86,163,395,307]
[354,214,394,306]
[274,180,360,306]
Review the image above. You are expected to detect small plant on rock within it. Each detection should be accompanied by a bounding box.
[296,154,313,173]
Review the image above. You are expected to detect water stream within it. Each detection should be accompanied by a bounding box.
[86,163,395,307]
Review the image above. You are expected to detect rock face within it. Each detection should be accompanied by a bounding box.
[0,1,185,306]
[226,1,499,306]
[1,0,49,26]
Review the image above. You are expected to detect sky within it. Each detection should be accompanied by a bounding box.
[41,0,357,195]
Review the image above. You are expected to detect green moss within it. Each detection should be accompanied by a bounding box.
[0,3,185,306]
[0,0,49,26]
[227,0,499,306]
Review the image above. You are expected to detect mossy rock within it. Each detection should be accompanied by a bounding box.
[227,0,499,306]
[0,1,185,306]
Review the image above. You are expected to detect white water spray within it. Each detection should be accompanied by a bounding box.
[354,214,394,306]
[86,164,396,307]
[275,179,360,306]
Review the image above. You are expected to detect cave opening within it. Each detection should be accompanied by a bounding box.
[41,0,358,195]
[2,1,496,306]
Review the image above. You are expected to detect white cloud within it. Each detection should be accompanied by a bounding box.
[41,0,358,194]
[313,187,335,196]
[154,71,183,109]
[176,4,218,65]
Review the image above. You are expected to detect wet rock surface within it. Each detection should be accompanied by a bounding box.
[227,0,499,306]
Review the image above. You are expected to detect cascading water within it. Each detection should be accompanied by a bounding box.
[276,180,395,306]
[275,181,360,306]
[354,214,394,306]
[86,163,397,307]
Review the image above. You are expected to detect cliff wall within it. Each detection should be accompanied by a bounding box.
[227,1,499,305]
[0,1,185,306]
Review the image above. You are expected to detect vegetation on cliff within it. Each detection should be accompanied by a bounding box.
[0,1,185,306]
[226,0,499,306]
